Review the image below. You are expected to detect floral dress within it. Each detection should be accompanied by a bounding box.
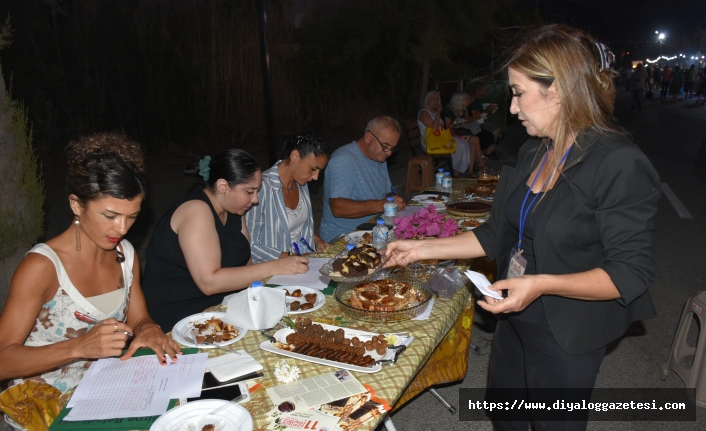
[12,241,134,393]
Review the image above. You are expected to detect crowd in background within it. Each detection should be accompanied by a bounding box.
[621,63,706,108]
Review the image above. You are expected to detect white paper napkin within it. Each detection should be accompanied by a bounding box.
[464,270,503,300]
[412,297,435,320]
[222,287,286,330]
[207,351,263,382]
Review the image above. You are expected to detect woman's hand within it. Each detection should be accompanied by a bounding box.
[73,318,131,359]
[121,322,182,365]
[476,274,545,314]
[314,236,330,252]
[277,256,309,275]
[384,240,422,267]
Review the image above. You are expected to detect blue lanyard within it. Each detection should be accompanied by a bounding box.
[517,145,573,251]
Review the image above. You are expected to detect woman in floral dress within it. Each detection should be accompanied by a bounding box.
[0,133,180,393]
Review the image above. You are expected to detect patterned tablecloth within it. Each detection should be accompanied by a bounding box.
[185,180,496,430]
[190,281,472,431]
[185,207,498,431]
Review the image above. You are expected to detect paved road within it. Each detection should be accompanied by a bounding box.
[385,92,706,430]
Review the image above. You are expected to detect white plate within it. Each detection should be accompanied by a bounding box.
[457,217,489,231]
[344,230,373,244]
[411,194,448,207]
[150,399,253,431]
[260,323,407,373]
[271,285,326,315]
[172,312,248,349]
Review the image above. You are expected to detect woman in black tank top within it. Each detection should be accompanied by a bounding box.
[143,149,309,330]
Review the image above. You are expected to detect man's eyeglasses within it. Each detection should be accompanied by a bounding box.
[367,130,397,153]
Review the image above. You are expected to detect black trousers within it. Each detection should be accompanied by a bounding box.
[487,316,606,431]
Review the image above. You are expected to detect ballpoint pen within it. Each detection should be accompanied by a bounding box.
[390,185,397,196]
[299,237,316,253]
[291,242,302,256]
[74,311,133,337]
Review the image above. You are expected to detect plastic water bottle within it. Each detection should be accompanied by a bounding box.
[435,168,445,191]
[372,219,389,250]
[441,171,453,193]
[383,196,397,226]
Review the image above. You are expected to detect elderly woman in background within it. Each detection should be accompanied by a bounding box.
[466,81,501,158]
[142,149,309,330]
[0,133,180,394]
[418,90,478,177]
[443,91,493,176]
[245,133,331,263]
[387,24,659,430]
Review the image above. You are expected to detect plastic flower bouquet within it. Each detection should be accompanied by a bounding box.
[393,204,460,239]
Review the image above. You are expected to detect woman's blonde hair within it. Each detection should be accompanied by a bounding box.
[504,24,618,166]
[448,91,468,114]
[424,90,439,107]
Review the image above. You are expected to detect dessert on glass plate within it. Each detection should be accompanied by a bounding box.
[320,244,389,282]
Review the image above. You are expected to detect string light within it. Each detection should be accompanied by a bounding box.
[645,55,678,63]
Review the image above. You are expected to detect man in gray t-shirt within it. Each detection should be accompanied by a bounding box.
[320,116,406,242]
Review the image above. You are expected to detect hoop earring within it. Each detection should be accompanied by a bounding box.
[74,216,81,251]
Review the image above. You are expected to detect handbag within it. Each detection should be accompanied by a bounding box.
[425,127,456,154]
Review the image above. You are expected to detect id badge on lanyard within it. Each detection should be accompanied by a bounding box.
[508,247,527,279]
[511,145,571,279]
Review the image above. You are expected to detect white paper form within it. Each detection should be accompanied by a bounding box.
[266,258,331,290]
[169,353,208,399]
[64,356,175,421]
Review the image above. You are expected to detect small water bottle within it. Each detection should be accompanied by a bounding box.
[435,168,445,191]
[372,219,389,250]
[441,171,453,193]
[383,196,397,226]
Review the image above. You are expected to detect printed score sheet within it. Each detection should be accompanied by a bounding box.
[65,353,207,421]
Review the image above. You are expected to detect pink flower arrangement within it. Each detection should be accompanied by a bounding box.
[394,204,460,239]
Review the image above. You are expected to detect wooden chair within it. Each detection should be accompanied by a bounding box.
[405,119,453,174]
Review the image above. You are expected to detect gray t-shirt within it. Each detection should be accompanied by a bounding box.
[320,142,392,242]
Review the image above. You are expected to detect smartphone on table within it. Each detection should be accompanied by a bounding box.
[186,372,251,403]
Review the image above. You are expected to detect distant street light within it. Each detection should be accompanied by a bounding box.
[657,33,665,57]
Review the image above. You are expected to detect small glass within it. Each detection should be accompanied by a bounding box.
[478,171,493,186]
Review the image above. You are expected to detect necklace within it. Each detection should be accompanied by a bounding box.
[281,180,296,192]
[281,161,297,191]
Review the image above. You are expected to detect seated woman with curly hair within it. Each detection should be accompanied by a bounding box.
[0,133,181,394]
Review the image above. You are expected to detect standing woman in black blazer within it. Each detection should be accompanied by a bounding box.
[385,24,660,430]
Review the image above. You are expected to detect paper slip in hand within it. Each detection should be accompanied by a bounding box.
[207,351,263,382]
[464,270,503,300]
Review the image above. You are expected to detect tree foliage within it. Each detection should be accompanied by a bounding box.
[0,0,538,156]
[0,18,45,260]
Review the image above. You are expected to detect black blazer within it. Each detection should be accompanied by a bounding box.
[474,130,661,355]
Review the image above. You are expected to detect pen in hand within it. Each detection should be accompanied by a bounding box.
[390,185,397,196]
[292,242,302,256]
[299,237,316,253]
[74,311,133,337]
